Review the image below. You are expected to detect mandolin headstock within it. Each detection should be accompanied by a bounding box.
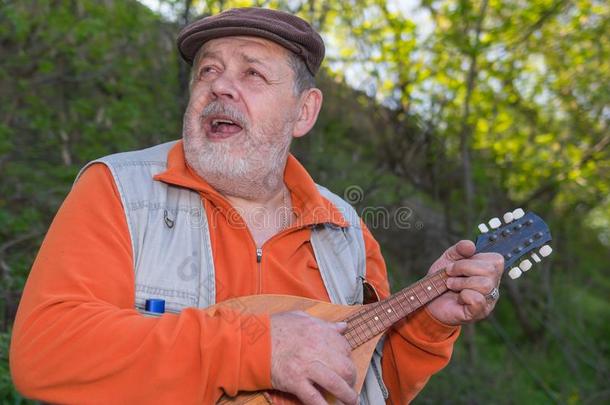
[474,208,552,279]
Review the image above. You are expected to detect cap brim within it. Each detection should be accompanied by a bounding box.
[178,26,303,66]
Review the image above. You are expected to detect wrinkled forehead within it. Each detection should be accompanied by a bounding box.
[195,36,293,68]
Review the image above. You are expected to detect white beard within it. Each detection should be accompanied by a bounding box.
[183,102,293,200]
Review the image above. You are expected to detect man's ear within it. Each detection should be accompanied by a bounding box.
[292,88,323,138]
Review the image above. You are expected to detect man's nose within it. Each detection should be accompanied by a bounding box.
[209,72,239,101]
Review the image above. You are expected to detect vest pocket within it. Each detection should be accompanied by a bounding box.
[135,283,198,314]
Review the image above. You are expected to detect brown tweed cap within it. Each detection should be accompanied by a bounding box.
[177,7,325,76]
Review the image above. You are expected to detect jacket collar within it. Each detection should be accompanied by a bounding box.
[153,140,348,228]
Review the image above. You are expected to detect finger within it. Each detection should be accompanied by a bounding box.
[446,275,496,295]
[471,252,505,272]
[446,259,496,277]
[331,355,357,387]
[458,289,490,322]
[334,321,348,333]
[443,240,476,262]
[308,362,358,405]
[292,381,328,405]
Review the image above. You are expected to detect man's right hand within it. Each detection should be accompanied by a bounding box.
[270,311,358,405]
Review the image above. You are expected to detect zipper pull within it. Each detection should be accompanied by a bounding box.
[256,248,263,263]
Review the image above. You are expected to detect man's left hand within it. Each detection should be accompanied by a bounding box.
[425,240,504,326]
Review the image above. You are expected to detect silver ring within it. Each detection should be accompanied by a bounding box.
[485,287,500,302]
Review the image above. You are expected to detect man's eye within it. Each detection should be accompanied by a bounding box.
[200,66,217,75]
[247,69,263,78]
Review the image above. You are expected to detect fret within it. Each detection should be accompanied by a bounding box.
[351,322,362,335]
[399,293,413,314]
[353,307,372,325]
[347,308,369,324]
[438,273,449,292]
[346,314,366,329]
[384,301,397,323]
[346,333,357,348]
[354,322,366,340]
[357,311,375,336]
[350,327,362,347]
[385,299,400,322]
[351,316,369,337]
[394,293,408,317]
[422,282,432,301]
[421,280,435,299]
[416,282,428,301]
[378,301,395,326]
[346,306,376,329]
[411,287,423,306]
[364,317,381,337]
[419,284,430,305]
[354,323,365,341]
[418,284,428,304]
[377,302,392,329]
[370,305,386,333]
[363,316,377,330]
[363,321,375,340]
[401,289,415,311]
[431,275,442,295]
[403,288,418,307]
[345,326,356,340]
[385,293,412,322]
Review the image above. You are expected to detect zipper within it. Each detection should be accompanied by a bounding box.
[252,222,301,294]
[256,247,263,294]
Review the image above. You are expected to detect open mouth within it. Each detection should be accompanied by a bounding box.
[204,115,244,139]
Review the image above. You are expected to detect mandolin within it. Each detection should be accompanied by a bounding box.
[215,208,552,404]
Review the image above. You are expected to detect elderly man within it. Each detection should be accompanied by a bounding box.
[10,7,503,405]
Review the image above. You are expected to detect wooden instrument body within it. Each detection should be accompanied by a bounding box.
[209,294,383,405]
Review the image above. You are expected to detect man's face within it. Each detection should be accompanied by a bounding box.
[183,36,301,198]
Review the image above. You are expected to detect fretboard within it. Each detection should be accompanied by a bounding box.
[343,269,449,348]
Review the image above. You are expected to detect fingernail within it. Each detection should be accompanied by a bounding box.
[336,321,348,331]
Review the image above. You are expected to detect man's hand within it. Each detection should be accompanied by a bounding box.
[270,311,358,405]
[426,240,504,326]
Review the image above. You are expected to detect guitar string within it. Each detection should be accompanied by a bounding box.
[347,271,447,327]
[345,272,446,345]
[344,271,450,348]
[345,271,447,333]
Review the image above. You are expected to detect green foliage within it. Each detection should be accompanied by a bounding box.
[0,1,182,398]
[0,331,32,404]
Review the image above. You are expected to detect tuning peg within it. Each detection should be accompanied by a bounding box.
[508,267,522,279]
[531,253,541,263]
[503,212,514,223]
[478,223,489,233]
[539,245,553,257]
[519,259,533,271]
[489,217,502,229]
[512,208,525,219]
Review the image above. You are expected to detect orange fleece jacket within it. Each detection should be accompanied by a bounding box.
[10,141,459,404]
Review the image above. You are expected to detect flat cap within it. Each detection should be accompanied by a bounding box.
[177,7,325,76]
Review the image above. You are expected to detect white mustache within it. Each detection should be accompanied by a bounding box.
[201,102,248,130]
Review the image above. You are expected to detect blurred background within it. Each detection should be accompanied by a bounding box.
[1,0,608,403]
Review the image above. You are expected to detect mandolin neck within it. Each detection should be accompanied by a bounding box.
[343,269,449,348]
